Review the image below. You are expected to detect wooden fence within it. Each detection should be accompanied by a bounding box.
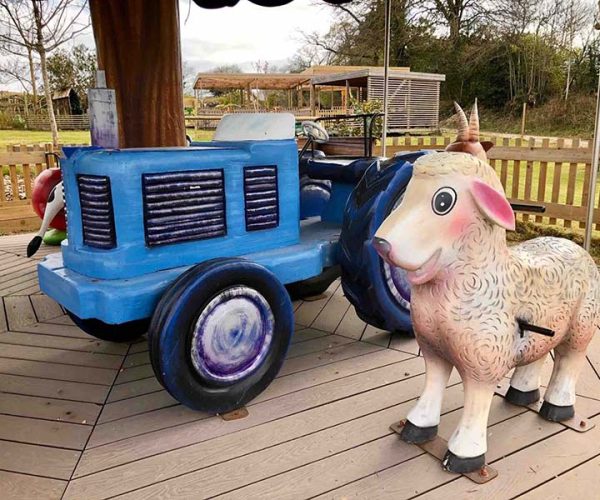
[1,136,598,234]
[1,144,59,233]
[374,136,597,230]
[24,114,89,130]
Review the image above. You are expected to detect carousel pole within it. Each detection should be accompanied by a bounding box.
[583,12,600,250]
[381,0,391,157]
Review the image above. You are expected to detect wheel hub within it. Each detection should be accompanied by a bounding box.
[190,286,274,384]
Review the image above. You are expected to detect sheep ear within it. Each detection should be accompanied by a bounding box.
[470,179,515,231]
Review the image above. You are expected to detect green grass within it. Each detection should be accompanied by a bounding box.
[0,129,214,149]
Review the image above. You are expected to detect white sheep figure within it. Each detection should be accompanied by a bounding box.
[372,101,600,474]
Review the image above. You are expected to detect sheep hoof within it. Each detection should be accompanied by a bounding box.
[505,386,540,407]
[539,401,575,422]
[400,420,438,444]
[442,450,485,474]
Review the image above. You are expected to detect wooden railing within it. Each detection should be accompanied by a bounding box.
[1,144,62,233]
[1,136,597,234]
[375,136,596,230]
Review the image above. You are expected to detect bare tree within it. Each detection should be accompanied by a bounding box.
[0,0,90,146]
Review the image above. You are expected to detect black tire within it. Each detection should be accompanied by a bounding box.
[148,258,294,413]
[66,311,148,342]
[338,152,426,335]
[285,265,340,300]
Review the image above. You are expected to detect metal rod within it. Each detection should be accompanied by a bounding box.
[381,0,391,157]
[584,69,600,251]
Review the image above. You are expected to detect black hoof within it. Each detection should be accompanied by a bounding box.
[539,401,575,422]
[442,450,486,474]
[399,420,438,444]
[505,386,540,407]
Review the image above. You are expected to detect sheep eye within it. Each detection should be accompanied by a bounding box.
[432,187,457,216]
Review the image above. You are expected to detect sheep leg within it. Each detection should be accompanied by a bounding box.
[444,378,494,473]
[540,348,586,422]
[506,355,547,406]
[401,347,452,444]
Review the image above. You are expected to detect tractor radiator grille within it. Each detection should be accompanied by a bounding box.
[142,170,226,247]
[77,175,116,249]
[243,166,279,231]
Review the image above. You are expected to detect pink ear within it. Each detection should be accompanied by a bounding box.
[469,179,515,230]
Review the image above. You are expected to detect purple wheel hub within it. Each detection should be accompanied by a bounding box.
[190,286,274,384]
[383,263,411,310]
[382,192,411,310]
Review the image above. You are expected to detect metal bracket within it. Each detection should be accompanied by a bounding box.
[494,379,595,433]
[219,407,249,421]
[389,420,498,484]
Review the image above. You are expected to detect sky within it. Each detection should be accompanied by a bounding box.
[0,0,336,91]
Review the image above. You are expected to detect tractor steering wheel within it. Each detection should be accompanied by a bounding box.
[301,121,329,144]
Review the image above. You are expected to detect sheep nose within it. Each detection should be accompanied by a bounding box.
[372,237,391,258]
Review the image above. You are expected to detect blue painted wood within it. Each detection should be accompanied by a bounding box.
[38,219,341,324]
[60,140,299,280]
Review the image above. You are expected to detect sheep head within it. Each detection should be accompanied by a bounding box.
[373,120,514,286]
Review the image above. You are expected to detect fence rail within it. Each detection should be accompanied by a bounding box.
[24,114,89,130]
[1,137,598,234]
[374,136,596,230]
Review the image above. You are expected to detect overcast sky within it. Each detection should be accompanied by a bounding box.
[0,0,335,91]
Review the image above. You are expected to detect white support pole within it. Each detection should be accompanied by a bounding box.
[584,69,600,251]
[381,0,391,157]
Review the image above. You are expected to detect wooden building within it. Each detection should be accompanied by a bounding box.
[51,88,83,115]
[193,66,445,133]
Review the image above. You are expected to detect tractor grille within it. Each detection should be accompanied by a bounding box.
[142,170,226,247]
[77,175,116,249]
[243,166,279,231]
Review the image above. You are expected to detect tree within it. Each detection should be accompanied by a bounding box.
[47,44,96,111]
[0,0,90,146]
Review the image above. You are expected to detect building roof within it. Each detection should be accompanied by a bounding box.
[194,66,445,92]
[52,88,73,100]
[194,73,311,90]
[310,68,446,86]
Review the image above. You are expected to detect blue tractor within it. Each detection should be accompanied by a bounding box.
[39,113,425,412]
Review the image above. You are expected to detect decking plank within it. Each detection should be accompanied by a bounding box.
[0,342,123,369]
[0,392,101,424]
[215,395,530,500]
[0,357,115,385]
[67,368,461,498]
[520,454,600,499]
[0,299,7,333]
[97,384,467,500]
[0,372,110,403]
[3,295,36,329]
[0,470,66,500]
[418,412,600,500]
[294,281,339,327]
[106,377,163,403]
[0,330,128,355]
[333,305,367,340]
[114,363,155,385]
[16,320,92,339]
[97,391,179,424]
[285,334,353,359]
[311,283,351,333]
[75,356,430,476]
[0,413,91,449]
[30,294,66,322]
[0,439,80,480]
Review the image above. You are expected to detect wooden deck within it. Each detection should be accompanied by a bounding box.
[2,232,600,499]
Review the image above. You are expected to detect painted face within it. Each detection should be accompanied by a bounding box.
[373,168,514,286]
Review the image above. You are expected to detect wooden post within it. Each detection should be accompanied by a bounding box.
[298,87,303,108]
[520,102,527,137]
[345,80,350,113]
[310,84,316,117]
[89,0,185,148]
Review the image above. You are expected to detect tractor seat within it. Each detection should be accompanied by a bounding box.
[306,157,380,183]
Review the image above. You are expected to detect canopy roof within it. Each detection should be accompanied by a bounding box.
[194,72,311,90]
[311,68,446,87]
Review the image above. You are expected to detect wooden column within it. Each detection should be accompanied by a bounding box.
[310,84,316,116]
[89,0,185,148]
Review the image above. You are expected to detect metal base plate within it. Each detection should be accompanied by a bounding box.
[220,407,249,421]
[390,421,498,484]
[495,379,595,433]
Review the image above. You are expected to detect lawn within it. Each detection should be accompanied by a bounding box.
[0,129,214,149]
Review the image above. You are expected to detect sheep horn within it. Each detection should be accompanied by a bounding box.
[454,102,469,141]
[469,98,480,142]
